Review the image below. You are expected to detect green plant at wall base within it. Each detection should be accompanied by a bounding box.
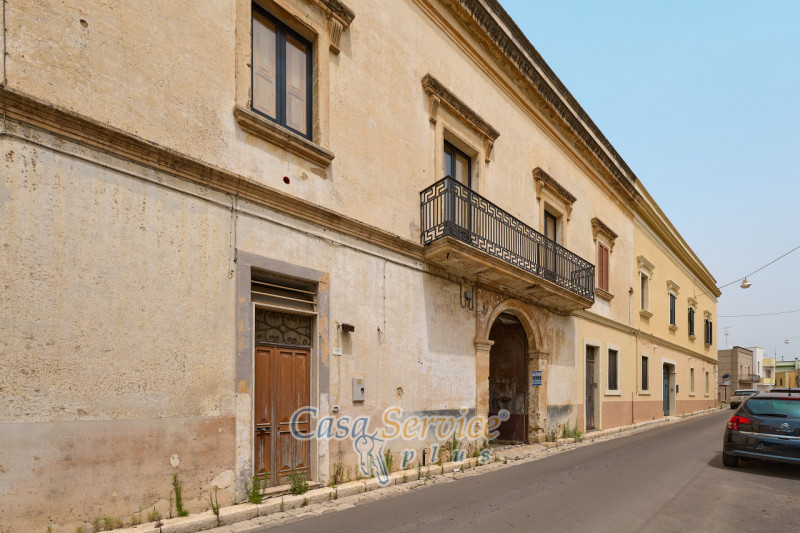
[334,488,338,500]
[384,448,394,473]
[301,497,309,507]
[280,497,285,512]
[209,488,221,526]
[91,518,101,533]
[75,527,84,533]
[172,474,188,517]
[246,475,263,504]
[289,467,309,495]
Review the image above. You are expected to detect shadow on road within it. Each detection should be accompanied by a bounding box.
[708,452,800,480]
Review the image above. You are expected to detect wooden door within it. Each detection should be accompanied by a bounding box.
[488,322,528,443]
[254,345,310,487]
[586,346,596,431]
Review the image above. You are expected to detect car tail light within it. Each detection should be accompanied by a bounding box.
[727,415,751,431]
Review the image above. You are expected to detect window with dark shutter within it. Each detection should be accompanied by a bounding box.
[669,293,676,326]
[608,349,618,390]
[597,242,609,292]
[688,307,695,336]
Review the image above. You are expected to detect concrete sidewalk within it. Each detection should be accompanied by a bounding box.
[115,406,725,533]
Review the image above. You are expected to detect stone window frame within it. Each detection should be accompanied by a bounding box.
[637,255,655,319]
[591,217,617,301]
[234,0,355,168]
[703,311,713,346]
[687,296,698,341]
[533,167,576,247]
[689,367,696,396]
[604,343,621,396]
[640,354,650,394]
[423,73,499,194]
[667,280,680,331]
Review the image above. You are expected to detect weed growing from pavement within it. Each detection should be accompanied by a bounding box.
[209,488,221,526]
[246,475,264,504]
[289,467,309,495]
[172,474,188,517]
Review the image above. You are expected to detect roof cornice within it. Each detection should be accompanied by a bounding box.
[442,0,639,202]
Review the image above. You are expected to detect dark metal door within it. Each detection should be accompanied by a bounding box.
[663,365,670,416]
[586,346,596,431]
[254,345,310,487]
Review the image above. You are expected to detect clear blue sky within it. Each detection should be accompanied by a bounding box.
[498,0,800,361]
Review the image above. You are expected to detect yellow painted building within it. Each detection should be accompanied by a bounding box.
[0,0,718,530]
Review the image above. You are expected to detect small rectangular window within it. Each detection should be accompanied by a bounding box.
[690,368,695,394]
[597,243,610,292]
[704,317,713,344]
[608,349,618,390]
[642,356,649,391]
[688,307,695,336]
[705,371,709,394]
[669,293,676,326]
[252,4,313,139]
[544,211,558,242]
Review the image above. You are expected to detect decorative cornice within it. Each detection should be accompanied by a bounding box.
[590,217,617,251]
[533,167,576,204]
[311,0,355,54]
[317,0,355,27]
[637,255,655,274]
[2,88,422,262]
[666,280,680,294]
[639,309,653,320]
[422,73,500,162]
[688,297,698,309]
[233,105,335,168]
[441,0,639,202]
[704,310,712,319]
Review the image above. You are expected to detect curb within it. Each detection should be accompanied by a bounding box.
[112,406,724,533]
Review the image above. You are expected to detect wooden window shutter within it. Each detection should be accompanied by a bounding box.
[598,243,609,292]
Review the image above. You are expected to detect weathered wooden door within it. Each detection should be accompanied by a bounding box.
[586,346,596,431]
[488,317,528,443]
[254,345,310,487]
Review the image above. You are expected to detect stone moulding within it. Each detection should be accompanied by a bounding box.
[233,105,335,168]
[2,88,421,261]
[422,73,500,162]
[533,166,576,220]
[315,0,355,54]
[441,0,639,201]
[590,216,618,252]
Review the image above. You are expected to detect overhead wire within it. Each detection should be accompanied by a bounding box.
[718,244,800,289]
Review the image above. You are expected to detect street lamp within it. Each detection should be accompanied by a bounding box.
[740,277,751,289]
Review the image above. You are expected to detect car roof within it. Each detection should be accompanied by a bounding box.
[768,388,800,393]
[751,390,800,398]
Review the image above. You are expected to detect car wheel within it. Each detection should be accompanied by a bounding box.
[722,452,739,467]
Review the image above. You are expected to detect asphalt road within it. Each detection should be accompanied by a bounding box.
[263,410,800,532]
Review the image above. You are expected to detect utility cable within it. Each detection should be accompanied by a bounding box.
[718,244,800,289]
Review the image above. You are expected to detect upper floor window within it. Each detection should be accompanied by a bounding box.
[444,141,472,187]
[637,256,654,318]
[641,355,649,391]
[688,306,695,337]
[544,211,558,242]
[704,314,713,345]
[669,293,676,326]
[667,280,679,330]
[252,5,313,139]
[597,242,610,292]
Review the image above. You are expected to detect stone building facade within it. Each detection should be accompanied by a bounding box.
[0,0,718,530]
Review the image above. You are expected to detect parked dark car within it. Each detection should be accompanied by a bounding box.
[729,389,757,409]
[722,390,800,467]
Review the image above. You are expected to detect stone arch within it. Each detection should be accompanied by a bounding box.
[474,297,550,443]
[478,298,544,353]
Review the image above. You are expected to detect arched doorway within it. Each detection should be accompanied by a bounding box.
[489,313,528,443]
[662,363,675,416]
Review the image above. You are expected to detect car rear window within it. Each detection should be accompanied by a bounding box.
[734,391,754,396]
[745,398,800,418]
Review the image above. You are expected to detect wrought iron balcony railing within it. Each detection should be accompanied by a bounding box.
[740,373,760,382]
[420,176,595,301]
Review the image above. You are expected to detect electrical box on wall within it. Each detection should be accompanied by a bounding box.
[353,378,365,402]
